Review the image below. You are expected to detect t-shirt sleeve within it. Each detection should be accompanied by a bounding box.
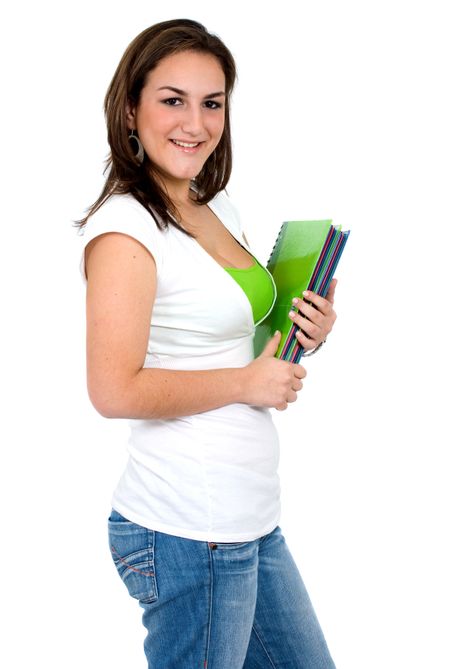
[78,195,163,284]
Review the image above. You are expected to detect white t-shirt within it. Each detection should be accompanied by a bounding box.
[79,189,281,542]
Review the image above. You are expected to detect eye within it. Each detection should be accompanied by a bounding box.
[204,100,223,110]
[162,97,183,106]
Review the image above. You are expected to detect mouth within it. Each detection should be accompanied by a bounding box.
[170,139,204,153]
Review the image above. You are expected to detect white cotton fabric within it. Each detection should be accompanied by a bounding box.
[79,189,280,542]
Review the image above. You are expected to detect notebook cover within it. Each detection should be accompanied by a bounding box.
[286,226,350,363]
[253,220,335,359]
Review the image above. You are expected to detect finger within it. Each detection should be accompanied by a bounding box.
[295,328,319,350]
[300,290,333,315]
[295,300,336,338]
[292,379,303,392]
[325,278,338,305]
[287,389,299,403]
[293,364,307,379]
[295,300,326,326]
[288,310,321,339]
[260,330,282,358]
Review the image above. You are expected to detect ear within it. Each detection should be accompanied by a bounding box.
[125,99,137,130]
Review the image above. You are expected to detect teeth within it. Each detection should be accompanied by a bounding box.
[172,139,199,148]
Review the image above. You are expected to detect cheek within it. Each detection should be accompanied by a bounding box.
[209,114,226,141]
[138,105,174,138]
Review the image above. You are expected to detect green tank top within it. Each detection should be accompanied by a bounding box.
[224,257,275,324]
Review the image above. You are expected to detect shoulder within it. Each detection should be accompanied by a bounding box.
[80,193,160,235]
[79,193,165,281]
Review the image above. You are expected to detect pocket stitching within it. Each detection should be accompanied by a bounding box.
[110,545,155,577]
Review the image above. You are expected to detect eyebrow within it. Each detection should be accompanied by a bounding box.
[157,86,225,98]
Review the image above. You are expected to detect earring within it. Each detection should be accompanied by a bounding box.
[128,130,144,164]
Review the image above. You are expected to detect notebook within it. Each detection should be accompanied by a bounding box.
[253,220,350,363]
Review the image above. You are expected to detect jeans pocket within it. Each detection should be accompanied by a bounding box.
[108,509,158,604]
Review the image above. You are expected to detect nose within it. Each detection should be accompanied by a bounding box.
[180,104,204,137]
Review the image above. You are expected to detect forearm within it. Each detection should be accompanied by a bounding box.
[102,366,248,419]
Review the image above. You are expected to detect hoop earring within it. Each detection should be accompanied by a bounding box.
[128,130,144,164]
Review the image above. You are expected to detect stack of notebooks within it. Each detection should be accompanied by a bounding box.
[253,220,350,363]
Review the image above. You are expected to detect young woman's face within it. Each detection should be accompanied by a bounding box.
[128,50,226,190]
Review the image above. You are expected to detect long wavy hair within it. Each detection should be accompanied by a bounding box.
[76,19,237,235]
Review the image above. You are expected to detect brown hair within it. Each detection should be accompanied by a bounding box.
[76,19,237,235]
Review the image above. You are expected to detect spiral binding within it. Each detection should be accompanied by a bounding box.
[267,223,286,267]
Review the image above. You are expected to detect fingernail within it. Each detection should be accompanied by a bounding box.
[292,297,299,305]
[303,290,309,297]
[288,310,295,318]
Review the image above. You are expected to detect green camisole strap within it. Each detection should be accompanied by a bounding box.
[224,258,274,324]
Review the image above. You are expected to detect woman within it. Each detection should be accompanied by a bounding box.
[79,18,337,669]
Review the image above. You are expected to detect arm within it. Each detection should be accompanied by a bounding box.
[86,232,248,419]
[85,233,305,419]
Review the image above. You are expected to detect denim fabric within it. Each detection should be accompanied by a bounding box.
[108,509,336,668]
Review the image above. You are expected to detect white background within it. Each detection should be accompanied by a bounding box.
[1,1,449,667]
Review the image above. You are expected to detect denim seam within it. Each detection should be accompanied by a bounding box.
[251,623,277,669]
[147,529,158,601]
[204,544,214,668]
[110,545,155,577]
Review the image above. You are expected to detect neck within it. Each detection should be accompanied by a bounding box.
[155,173,197,207]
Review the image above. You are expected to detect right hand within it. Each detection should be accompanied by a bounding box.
[242,331,307,411]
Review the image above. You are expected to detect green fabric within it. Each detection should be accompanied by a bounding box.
[224,258,274,324]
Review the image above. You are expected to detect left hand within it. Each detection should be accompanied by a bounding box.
[288,278,338,351]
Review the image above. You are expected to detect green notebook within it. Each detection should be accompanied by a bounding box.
[253,220,350,362]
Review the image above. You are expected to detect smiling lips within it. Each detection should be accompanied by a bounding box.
[170,138,204,153]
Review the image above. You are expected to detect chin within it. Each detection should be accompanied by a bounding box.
[172,167,204,181]
[153,156,209,185]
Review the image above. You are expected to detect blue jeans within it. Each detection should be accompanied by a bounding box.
[108,509,336,668]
